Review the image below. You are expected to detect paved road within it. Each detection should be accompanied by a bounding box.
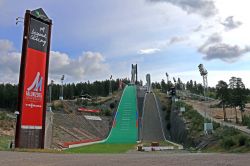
[1,151,250,166]
[141,93,165,141]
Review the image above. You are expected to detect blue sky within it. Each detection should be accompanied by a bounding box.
[1,0,250,87]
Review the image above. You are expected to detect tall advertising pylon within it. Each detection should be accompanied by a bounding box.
[15,8,52,148]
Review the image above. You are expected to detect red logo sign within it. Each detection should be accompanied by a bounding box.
[21,48,47,129]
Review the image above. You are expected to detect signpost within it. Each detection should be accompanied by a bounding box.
[15,8,52,148]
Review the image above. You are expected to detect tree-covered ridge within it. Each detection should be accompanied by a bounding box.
[0,78,130,111]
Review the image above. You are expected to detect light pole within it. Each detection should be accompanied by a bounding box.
[60,75,64,100]
[198,64,211,134]
[166,72,169,83]
[198,64,208,103]
[173,77,176,86]
[109,75,112,96]
[49,80,54,103]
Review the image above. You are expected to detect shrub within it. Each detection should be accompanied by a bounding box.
[221,137,236,149]
[162,105,167,111]
[238,135,247,146]
[166,122,171,130]
[165,114,170,121]
[109,103,115,109]
[242,116,250,125]
[246,139,250,147]
[213,122,220,130]
[0,112,7,120]
[220,127,239,138]
[104,109,112,116]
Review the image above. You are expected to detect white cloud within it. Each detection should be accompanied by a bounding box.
[49,51,110,82]
[148,0,217,17]
[138,48,160,55]
[0,39,20,83]
[198,33,250,62]
[221,16,242,31]
[0,39,110,83]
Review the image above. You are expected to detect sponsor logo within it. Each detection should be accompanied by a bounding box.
[26,72,43,100]
[30,26,47,46]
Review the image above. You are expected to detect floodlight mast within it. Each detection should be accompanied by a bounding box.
[173,77,176,86]
[166,72,169,83]
[198,64,208,124]
[49,80,54,103]
[198,64,208,100]
[109,75,112,96]
[60,75,64,100]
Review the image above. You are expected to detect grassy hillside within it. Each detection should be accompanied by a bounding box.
[178,101,250,152]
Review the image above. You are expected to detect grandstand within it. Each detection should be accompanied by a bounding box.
[52,113,111,148]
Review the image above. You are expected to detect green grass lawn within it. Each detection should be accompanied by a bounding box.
[65,143,136,153]
[0,135,11,150]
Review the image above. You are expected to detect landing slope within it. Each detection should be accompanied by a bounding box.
[142,93,165,141]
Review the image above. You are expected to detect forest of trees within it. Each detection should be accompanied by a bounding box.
[0,78,130,111]
[152,76,250,124]
[216,77,250,123]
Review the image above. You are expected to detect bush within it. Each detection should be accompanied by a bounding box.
[238,135,247,146]
[166,122,171,130]
[246,139,250,147]
[213,122,220,130]
[242,116,250,129]
[109,103,115,109]
[221,137,236,149]
[162,105,167,111]
[242,116,250,125]
[219,127,239,138]
[104,109,112,116]
[0,112,7,120]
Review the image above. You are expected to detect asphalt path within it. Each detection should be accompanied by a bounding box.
[141,93,165,141]
[1,151,250,166]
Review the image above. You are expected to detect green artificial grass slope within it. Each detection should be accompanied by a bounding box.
[105,85,138,143]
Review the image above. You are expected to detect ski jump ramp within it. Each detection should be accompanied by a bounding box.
[105,85,138,143]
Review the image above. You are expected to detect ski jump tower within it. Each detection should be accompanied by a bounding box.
[146,74,151,92]
[131,64,138,85]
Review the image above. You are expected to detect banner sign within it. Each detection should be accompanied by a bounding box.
[20,11,50,129]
